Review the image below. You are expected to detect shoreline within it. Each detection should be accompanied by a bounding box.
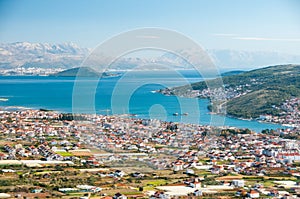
[0,74,289,133]
[224,112,288,128]
[0,105,287,133]
[158,91,288,129]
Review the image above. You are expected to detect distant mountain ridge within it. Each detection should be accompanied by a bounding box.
[0,42,89,69]
[1,42,300,70]
[208,49,300,69]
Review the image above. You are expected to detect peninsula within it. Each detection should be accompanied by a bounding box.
[159,64,300,126]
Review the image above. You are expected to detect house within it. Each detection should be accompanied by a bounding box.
[31,188,43,193]
[277,150,300,162]
[150,191,169,199]
[211,159,217,165]
[76,185,102,193]
[113,193,127,199]
[268,189,279,197]
[236,190,247,197]
[132,172,144,178]
[1,169,16,176]
[193,189,202,196]
[186,169,195,175]
[187,178,201,189]
[58,188,79,193]
[0,153,8,160]
[281,195,293,199]
[232,180,245,187]
[0,192,10,198]
[190,181,201,189]
[211,165,223,174]
[114,170,125,177]
[249,190,260,198]
[173,161,184,171]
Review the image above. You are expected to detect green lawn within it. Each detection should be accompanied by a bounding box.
[140,179,169,192]
[56,151,73,157]
[142,179,168,186]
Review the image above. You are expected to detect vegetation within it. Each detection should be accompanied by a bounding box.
[51,66,122,78]
[56,151,73,157]
[51,67,100,77]
[220,70,245,77]
[169,64,300,118]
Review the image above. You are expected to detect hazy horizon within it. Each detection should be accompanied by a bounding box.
[1,0,300,55]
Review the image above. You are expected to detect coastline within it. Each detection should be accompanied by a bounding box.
[159,91,288,129]
[0,105,287,134]
[0,75,288,133]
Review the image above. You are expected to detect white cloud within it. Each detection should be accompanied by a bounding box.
[213,33,238,37]
[233,37,300,42]
[136,35,160,39]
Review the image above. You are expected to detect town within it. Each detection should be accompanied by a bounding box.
[258,98,300,128]
[0,108,299,198]
[0,67,64,76]
[160,83,300,129]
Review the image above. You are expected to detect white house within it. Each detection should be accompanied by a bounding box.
[173,162,184,171]
[232,180,245,187]
[193,189,202,196]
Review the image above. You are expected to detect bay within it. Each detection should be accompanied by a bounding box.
[0,70,284,132]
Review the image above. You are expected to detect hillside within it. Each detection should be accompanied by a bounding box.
[51,67,100,77]
[162,64,300,119]
[51,67,122,78]
[220,70,245,77]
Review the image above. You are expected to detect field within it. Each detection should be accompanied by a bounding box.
[56,151,73,157]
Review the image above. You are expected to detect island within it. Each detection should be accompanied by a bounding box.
[51,67,122,78]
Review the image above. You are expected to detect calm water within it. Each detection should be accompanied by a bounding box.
[0,70,284,132]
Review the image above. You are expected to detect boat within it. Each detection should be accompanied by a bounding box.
[182,113,188,116]
[173,113,179,116]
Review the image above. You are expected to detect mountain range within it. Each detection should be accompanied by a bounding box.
[1,42,300,70]
[0,42,89,69]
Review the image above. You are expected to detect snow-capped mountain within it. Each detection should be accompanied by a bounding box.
[156,49,300,70]
[207,49,300,70]
[0,42,89,68]
[1,42,300,70]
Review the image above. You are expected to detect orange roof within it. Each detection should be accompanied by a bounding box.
[250,190,259,194]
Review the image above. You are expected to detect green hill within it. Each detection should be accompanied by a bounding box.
[51,67,100,77]
[165,64,300,119]
[51,67,122,78]
[220,70,245,77]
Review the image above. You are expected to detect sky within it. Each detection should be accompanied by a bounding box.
[1,0,300,54]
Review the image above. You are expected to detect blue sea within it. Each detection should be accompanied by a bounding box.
[0,70,284,132]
